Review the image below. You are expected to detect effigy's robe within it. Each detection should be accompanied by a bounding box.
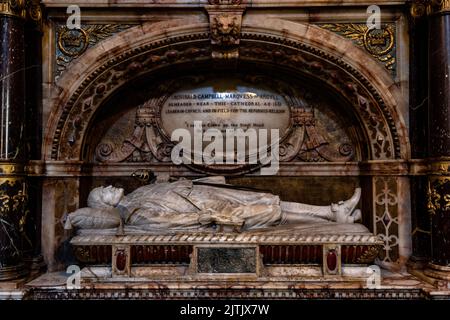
[118,179,283,231]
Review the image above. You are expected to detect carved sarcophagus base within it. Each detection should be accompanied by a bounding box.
[71,232,382,282]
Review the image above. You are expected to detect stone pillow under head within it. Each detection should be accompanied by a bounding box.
[64,207,121,230]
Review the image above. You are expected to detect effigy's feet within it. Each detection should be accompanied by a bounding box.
[333,188,362,223]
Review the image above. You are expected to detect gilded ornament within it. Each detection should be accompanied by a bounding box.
[0,0,41,23]
[427,177,450,215]
[0,0,26,18]
[411,0,450,17]
[57,28,89,57]
[356,245,380,263]
[320,23,396,72]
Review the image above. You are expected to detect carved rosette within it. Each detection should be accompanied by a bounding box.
[94,80,184,163]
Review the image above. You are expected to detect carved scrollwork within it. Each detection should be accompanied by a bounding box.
[94,80,187,163]
[96,143,113,160]
[339,143,354,157]
[373,177,399,263]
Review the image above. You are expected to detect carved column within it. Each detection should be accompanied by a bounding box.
[0,0,41,281]
[422,0,450,282]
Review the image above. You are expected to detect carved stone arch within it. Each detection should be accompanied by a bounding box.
[43,18,409,162]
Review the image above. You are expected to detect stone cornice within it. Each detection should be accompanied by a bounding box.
[40,0,408,8]
[71,233,383,245]
[27,160,430,177]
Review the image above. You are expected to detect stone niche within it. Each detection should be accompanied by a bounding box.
[46,61,407,275]
[81,68,366,208]
[60,68,387,284]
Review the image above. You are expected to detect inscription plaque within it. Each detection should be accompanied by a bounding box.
[161,79,290,147]
[197,247,257,274]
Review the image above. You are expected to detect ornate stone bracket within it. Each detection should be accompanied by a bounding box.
[205,3,245,59]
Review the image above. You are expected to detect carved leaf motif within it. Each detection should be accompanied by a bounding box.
[321,23,366,46]
[84,24,134,44]
[356,246,381,263]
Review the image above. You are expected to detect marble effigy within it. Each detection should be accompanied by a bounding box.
[65,176,364,233]
[65,177,382,281]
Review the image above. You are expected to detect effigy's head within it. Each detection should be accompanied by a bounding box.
[87,185,124,208]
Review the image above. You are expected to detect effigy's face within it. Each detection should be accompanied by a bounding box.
[101,186,124,207]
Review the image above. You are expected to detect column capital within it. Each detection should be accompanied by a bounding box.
[427,158,450,175]
[411,0,450,18]
[0,0,41,24]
